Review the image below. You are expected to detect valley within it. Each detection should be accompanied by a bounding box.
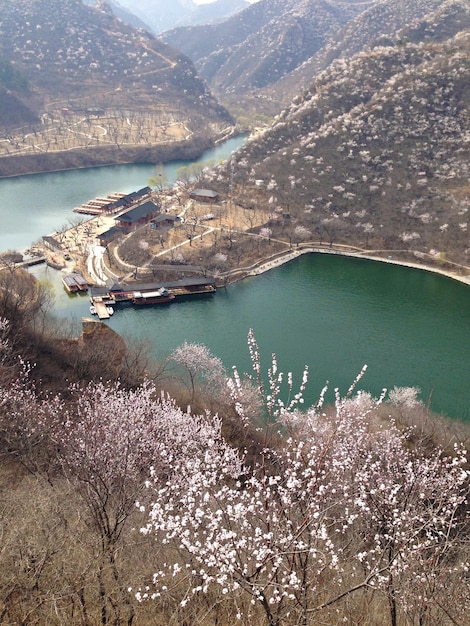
[0,2,470,624]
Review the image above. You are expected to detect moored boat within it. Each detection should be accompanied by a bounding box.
[132,287,175,306]
[48,258,64,270]
[63,272,89,293]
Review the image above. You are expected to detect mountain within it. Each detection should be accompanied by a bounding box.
[109,0,250,35]
[0,59,39,127]
[204,1,470,266]
[161,0,469,121]
[0,0,234,176]
[263,0,467,109]
[88,0,152,32]
[161,0,377,101]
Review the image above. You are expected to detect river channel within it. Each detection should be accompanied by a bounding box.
[1,137,469,421]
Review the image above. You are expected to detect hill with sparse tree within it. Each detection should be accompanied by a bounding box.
[191,2,470,272]
[162,0,470,121]
[0,0,235,176]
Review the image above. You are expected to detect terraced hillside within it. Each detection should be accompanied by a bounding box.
[0,0,234,176]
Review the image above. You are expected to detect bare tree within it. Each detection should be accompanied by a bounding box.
[0,265,53,353]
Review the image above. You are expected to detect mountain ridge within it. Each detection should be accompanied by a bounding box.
[162,0,470,121]
[106,0,250,35]
[161,0,378,101]
[266,0,469,108]
[200,7,469,268]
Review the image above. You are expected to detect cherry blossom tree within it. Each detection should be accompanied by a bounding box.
[0,351,235,624]
[293,224,311,247]
[169,341,227,404]
[0,317,12,382]
[49,379,236,624]
[388,385,423,409]
[1,327,468,624]
[140,332,469,626]
[0,344,60,476]
[259,227,273,243]
[349,425,469,626]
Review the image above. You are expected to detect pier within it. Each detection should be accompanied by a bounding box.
[73,187,151,216]
[93,299,110,319]
[89,276,216,314]
[74,192,126,215]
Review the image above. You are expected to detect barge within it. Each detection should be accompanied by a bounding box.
[132,288,175,305]
[89,276,215,315]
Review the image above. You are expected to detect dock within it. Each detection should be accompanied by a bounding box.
[74,205,103,215]
[73,187,151,216]
[73,192,126,215]
[93,300,110,319]
[89,276,216,315]
[10,256,46,268]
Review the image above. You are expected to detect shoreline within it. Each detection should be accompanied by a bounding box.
[0,135,222,180]
[225,245,470,288]
[30,212,470,293]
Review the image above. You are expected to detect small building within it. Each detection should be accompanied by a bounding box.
[106,196,128,212]
[189,189,219,203]
[62,272,89,293]
[105,188,152,214]
[131,186,152,201]
[97,226,124,247]
[114,201,161,230]
[42,235,61,251]
[150,214,181,230]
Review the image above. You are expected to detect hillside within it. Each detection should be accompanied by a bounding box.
[83,0,152,32]
[162,0,469,121]
[0,0,234,176]
[161,0,378,110]
[202,14,470,270]
[264,0,469,109]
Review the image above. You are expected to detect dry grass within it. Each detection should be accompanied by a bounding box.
[0,111,190,159]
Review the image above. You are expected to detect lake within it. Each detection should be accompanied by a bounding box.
[28,252,470,421]
[1,138,469,420]
[0,135,246,252]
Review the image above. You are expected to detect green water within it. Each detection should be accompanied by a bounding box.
[31,253,470,421]
[0,135,245,252]
[1,137,469,420]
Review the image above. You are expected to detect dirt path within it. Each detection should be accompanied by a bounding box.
[242,245,470,287]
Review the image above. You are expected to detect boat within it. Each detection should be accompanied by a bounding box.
[106,306,114,316]
[63,272,89,293]
[47,258,64,270]
[89,305,97,315]
[132,287,175,306]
